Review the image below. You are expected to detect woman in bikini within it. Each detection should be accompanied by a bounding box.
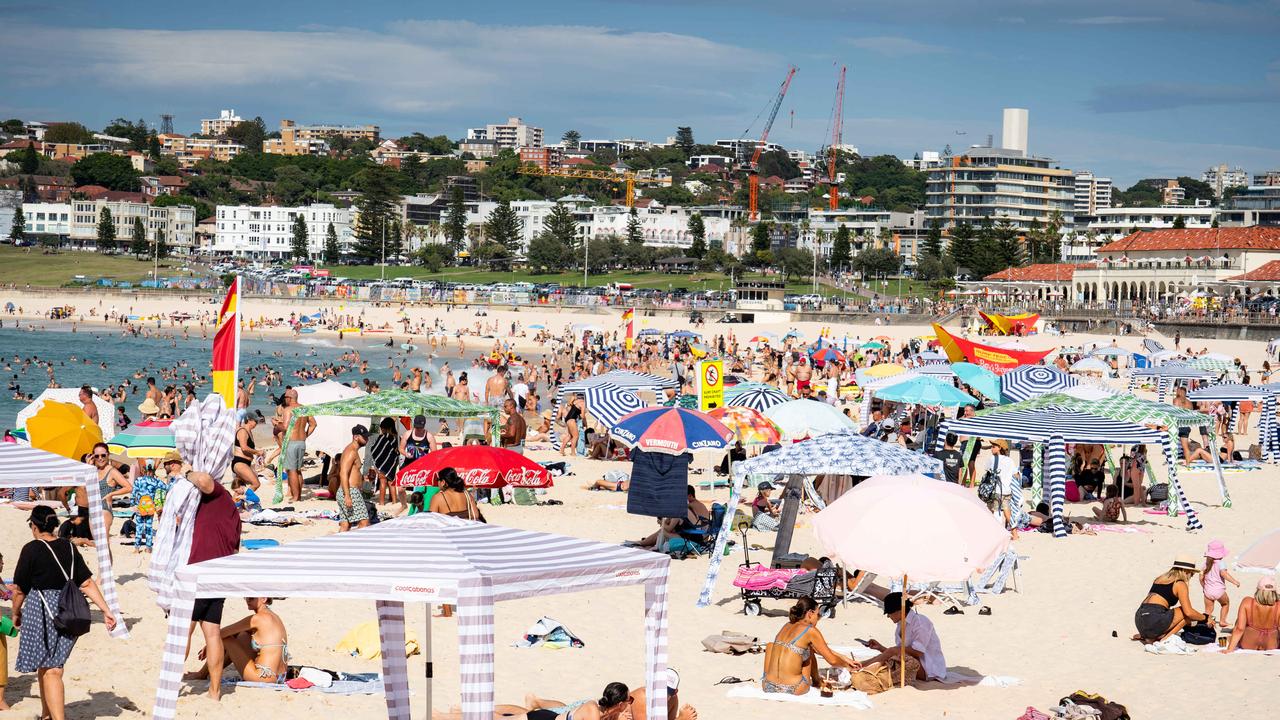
[428,467,485,522]
[1226,576,1280,652]
[194,597,289,683]
[561,394,584,457]
[80,442,129,542]
[231,417,262,491]
[761,596,859,695]
[1133,555,1211,643]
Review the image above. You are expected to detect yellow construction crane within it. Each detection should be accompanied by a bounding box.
[516,165,670,208]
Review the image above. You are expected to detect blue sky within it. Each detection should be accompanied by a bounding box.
[2,0,1278,186]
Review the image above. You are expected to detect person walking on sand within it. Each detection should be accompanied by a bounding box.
[279,389,316,502]
[336,425,371,532]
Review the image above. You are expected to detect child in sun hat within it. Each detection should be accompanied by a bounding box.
[1201,539,1242,625]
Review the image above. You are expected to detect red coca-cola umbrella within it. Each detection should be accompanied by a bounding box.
[395,445,553,488]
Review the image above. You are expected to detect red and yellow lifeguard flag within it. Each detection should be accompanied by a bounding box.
[622,307,635,350]
[978,310,1040,336]
[932,323,1053,375]
[212,277,241,408]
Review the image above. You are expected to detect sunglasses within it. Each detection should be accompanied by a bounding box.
[91,453,109,459]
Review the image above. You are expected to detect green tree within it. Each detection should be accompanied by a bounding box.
[852,247,900,278]
[386,216,404,261]
[19,142,39,174]
[830,225,852,271]
[43,122,94,144]
[148,133,162,160]
[777,247,815,282]
[0,119,24,135]
[70,153,140,191]
[130,216,148,257]
[102,118,150,150]
[397,133,455,155]
[485,202,522,254]
[291,213,310,260]
[351,165,399,263]
[417,244,453,272]
[757,150,801,181]
[842,155,927,212]
[675,127,695,157]
[561,130,581,148]
[1172,214,1187,229]
[687,213,706,259]
[225,116,267,151]
[625,207,644,247]
[155,227,169,259]
[443,185,467,254]
[947,221,976,271]
[526,232,573,272]
[921,219,943,259]
[992,219,1023,268]
[543,202,579,249]
[1175,176,1215,205]
[9,206,24,243]
[324,222,341,264]
[916,253,957,282]
[751,221,771,255]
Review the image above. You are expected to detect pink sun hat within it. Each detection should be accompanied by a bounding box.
[1205,540,1228,560]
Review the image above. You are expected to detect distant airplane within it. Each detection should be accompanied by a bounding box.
[955,131,968,135]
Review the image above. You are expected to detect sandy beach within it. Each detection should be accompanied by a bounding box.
[1,287,1277,720]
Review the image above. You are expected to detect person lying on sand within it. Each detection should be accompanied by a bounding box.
[522,681,698,720]
[586,476,629,492]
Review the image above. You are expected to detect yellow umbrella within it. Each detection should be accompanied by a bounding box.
[689,342,710,358]
[862,363,907,379]
[26,401,104,460]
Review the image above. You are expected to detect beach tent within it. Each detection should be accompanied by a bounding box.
[0,444,128,638]
[150,514,670,720]
[941,409,1175,537]
[856,370,922,424]
[999,365,1079,403]
[294,380,368,457]
[696,431,943,607]
[1187,383,1278,460]
[1128,364,1217,402]
[281,391,500,502]
[16,388,116,442]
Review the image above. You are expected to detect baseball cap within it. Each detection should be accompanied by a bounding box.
[413,414,427,428]
[352,424,370,438]
[757,481,775,491]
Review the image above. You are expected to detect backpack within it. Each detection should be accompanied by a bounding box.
[37,540,92,638]
[977,456,1000,503]
[1181,622,1216,645]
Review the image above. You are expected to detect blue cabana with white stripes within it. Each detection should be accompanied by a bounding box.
[941,409,1183,537]
[1187,383,1278,460]
[1129,364,1217,402]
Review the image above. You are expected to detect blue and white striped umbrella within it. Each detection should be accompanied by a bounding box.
[724,383,789,412]
[999,365,1079,403]
[552,371,680,450]
[696,431,943,607]
[584,384,645,430]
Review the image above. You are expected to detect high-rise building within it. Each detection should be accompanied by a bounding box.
[200,109,243,137]
[925,109,1074,230]
[466,117,543,150]
[1202,164,1249,198]
[1073,171,1113,216]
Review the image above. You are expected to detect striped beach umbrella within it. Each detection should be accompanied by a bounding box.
[583,384,645,431]
[107,419,177,459]
[609,407,733,454]
[999,365,1078,403]
[724,382,789,412]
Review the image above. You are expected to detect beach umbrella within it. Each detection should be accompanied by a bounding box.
[667,330,700,339]
[688,342,710,358]
[1070,357,1112,374]
[1090,346,1133,357]
[1189,357,1234,372]
[811,346,846,364]
[528,324,546,329]
[106,419,176,458]
[1234,529,1280,574]
[707,406,783,446]
[26,401,103,460]
[915,363,956,377]
[724,383,789,412]
[747,334,774,343]
[395,445,552,488]
[917,351,947,362]
[609,407,733,454]
[583,383,645,430]
[764,399,857,440]
[862,363,905,378]
[1000,365,1079,403]
[952,362,1002,401]
[783,329,804,339]
[812,473,1010,687]
[861,341,887,350]
[873,376,977,408]
[637,328,662,337]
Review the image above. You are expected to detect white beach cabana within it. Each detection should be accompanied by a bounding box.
[151,513,670,720]
[16,387,116,442]
[0,443,128,637]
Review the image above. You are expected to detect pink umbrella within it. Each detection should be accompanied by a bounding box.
[1236,529,1280,573]
[812,474,1010,686]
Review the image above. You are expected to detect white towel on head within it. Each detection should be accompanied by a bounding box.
[726,685,873,710]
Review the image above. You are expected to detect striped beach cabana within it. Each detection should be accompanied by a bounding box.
[1128,364,1217,402]
[941,409,1180,537]
[151,514,671,720]
[1187,383,1278,460]
[0,444,128,638]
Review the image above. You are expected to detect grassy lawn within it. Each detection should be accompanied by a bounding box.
[0,245,195,287]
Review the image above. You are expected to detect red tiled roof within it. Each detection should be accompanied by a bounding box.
[1097,228,1280,254]
[985,263,1094,282]
[1226,260,1280,282]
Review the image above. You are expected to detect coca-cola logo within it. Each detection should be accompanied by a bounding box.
[501,467,551,487]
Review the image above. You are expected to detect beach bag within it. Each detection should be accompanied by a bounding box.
[38,540,92,638]
[700,631,759,655]
[1062,692,1129,720]
[1145,484,1169,503]
[977,457,1000,503]
[512,488,538,506]
[1180,622,1216,645]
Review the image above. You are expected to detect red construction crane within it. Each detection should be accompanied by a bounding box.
[747,66,797,221]
[827,65,846,211]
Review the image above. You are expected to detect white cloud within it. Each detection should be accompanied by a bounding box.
[847,36,947,57]
[0,20,776,133]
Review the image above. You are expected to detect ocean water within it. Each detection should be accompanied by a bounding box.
[0,326,502,429]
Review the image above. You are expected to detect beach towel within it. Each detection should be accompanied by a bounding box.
[513,616,584,649]
[726,684,873,710]
[1143,636,1197,655]
[233,672,384,695]
[733,564,807,591]
[1083,524,1152,534]
[627,449,692,519]
[336,620,420,659]
[833,646,1020,687]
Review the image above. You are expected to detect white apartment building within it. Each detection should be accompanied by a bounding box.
[1073,171,1113,216]
[1202,164,1249,198]
[1087,206,1216,239]
[903,151,943,171]
[0,190,19,240]
[806,208,928,267]
[213,204,354,259]
[584,205,736,251]
[466,117,543,150]
[200,109,243,137]
[69,200,195,250]
[20,202,71,237]
[688,154,733,169]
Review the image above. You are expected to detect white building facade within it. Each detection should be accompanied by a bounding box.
[213,204,354,259]
[69,200,195,251]
[1073,171,1113,216]
[467,117,543,150]
[20,201,71,238]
